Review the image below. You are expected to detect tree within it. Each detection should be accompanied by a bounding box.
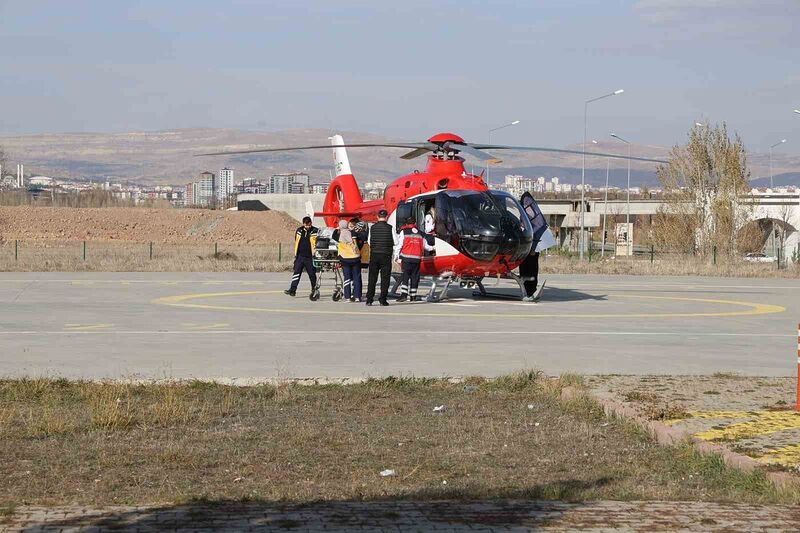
[0,145,8,178]
[653,122,755,258]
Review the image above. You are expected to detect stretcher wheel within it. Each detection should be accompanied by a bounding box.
[332,289,343,302]
[309,290,320,301]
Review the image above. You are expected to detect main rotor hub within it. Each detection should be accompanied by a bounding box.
[427,132,465,144]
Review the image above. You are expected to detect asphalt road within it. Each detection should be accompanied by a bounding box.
[1,272,798,379]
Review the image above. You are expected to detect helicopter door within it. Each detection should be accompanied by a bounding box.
[520,191,556,252]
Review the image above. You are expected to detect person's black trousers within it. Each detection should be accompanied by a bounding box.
[366,253,392,303]
[519,252,539,297]
[399,259,421,298]
[289,255,317,292]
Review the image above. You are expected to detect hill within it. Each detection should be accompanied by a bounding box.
[0,128,670,185]
[1,128,798,187]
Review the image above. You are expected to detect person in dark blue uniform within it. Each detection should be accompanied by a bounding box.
[285,216,318,297]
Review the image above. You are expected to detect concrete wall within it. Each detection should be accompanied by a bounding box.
[237,193,327,226]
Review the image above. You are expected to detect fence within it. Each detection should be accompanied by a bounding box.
[0,240,295,271]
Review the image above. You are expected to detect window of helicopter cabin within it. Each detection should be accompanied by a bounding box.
[502,196,523,223]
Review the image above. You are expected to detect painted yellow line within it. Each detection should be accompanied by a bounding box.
[686,410,756,420]
[151,290,786,319]
[693,411,800,441]
[63,323,114,331]
[757,443,800,466]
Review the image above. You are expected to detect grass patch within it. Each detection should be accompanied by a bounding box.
[623,390,658,403]
[0,504,15,523]
[0,374,796,507]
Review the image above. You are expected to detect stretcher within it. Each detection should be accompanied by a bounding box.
[310,236,344,301]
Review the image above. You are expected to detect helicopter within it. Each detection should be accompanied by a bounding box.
[201,132,665,301]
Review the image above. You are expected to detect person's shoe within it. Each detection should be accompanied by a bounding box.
[409,296,417,302]
[354,298,361,303]
[379,300,389,306]
[349,298,356,303]
[284,289,296,297]
[396,295,407,303]
[365,300,373,306]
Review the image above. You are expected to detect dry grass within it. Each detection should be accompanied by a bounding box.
[1,373,796,508]
[0,240,293,272]
[540,253,800,279]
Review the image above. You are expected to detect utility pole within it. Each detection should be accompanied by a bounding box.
[580,89,624,260]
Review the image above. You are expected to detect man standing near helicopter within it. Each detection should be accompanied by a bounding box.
[284,216,318,297]
[394,213,434,302]
[365,209,395,306]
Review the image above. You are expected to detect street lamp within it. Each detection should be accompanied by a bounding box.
[610,132,632,256]
[580,89,624,260]
[593,140,610,258]
[486,120,520,188]
[768,139,787,190]
[794,109,800,114]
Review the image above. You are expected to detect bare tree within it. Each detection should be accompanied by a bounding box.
[773,202,796,266]
[653,122,753,259]
[0,145,8,178]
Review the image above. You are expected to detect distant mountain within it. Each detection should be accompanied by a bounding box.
[749,173,800,188]
[1,128,799,188]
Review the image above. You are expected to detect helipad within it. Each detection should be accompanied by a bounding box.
[1,272,798,379]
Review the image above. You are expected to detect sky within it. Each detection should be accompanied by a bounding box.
[0,0,799,156]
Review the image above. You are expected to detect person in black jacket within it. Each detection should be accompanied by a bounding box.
[365,209,396,306]
[284,216,318,297]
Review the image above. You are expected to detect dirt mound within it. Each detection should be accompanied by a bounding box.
[0,206,298,244]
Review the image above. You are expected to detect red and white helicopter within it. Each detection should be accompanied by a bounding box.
[202,133,664,301]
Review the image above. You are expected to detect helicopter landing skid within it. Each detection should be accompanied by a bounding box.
[473,271,543,303]
[425,274,454,303]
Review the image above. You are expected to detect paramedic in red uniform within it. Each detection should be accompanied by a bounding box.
[394,215,434,302]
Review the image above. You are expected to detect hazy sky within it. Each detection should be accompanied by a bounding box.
[1,0,798,155]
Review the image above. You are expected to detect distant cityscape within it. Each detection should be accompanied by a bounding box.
[1,162,797,208]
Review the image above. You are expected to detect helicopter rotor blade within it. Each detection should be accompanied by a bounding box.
[399,147,434,160]
[445,142,502,164]
[196,143,431,157]
[469,144,667,164]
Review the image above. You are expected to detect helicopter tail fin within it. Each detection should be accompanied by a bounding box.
[329,134,352,177]
[318,134,363,227]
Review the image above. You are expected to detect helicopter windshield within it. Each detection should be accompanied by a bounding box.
[434,190,533,262]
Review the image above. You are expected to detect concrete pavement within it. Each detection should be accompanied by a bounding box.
[1,272,798,379]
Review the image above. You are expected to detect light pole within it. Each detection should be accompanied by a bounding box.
[592,140,611,258]
[794,109,800,115]
[486,120,520,188]
[769,139,787,190]
[580,89,624,260]
[611,133,632,256]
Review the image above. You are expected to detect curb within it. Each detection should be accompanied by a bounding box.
[585,392,798,490]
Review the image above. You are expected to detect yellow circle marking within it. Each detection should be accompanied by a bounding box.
[151,290,785,319]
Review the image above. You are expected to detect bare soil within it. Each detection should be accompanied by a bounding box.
[0,206,297,244]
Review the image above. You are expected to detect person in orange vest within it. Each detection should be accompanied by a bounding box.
[393,214,432,302]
